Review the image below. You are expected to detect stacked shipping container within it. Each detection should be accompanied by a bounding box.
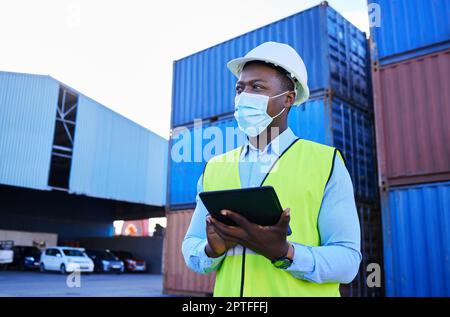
[370,0,450,296]
[166,2,382,296]
[163,209,215,296]
[381,182,450,296]
[170,2,370,128]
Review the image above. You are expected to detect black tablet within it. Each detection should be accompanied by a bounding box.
[199,186,292,235]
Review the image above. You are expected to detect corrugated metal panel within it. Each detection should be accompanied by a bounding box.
[168,116,246,208]
[163,210,215,296]
[171,2,369,127]
[70,94,168,206]
[341,201,383,297]
[382,181,450,296]
[0,71,59,190]
[372,50,450,187]
[289,94,378,202]
[370,0,450,65]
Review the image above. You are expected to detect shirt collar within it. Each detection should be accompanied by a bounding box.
[240,127,298,159]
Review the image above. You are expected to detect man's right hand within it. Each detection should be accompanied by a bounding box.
[205,215,237,258]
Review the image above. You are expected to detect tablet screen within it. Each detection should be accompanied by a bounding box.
[199,186,291,236]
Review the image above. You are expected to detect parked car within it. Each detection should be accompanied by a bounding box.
[85,249,124,274]
[0,240,14,269]
[40,247,94,274]
[12,246,42,270]
[111,251,146,272]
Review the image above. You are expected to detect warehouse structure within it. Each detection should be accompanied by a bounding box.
[0,71,167,251]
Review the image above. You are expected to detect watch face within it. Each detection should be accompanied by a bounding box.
[273,258,292,269]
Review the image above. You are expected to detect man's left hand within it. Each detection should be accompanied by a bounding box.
[209,208,291,261]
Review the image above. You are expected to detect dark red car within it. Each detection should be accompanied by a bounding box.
[111,250,146,272]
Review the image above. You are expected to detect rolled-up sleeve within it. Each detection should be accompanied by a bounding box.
[182,174,226,274]
[285,156,362,284]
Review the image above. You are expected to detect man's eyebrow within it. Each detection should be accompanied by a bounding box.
[236,79,268,85]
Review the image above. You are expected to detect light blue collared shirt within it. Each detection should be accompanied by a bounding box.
[182,127,362,284]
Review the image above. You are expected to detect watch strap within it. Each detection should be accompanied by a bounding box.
[271,243,294,269]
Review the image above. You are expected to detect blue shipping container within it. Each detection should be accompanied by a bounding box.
[382,181,450,296]
[172,2,369,127]
[289,94,377,203]
[168,93,377,208]
[370,0,450,65]
[168,116,246,208]
[0,71,59,191]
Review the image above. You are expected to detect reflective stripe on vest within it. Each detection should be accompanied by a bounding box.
[203,138,343,297]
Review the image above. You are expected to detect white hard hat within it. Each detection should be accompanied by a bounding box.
[227,41,309,106]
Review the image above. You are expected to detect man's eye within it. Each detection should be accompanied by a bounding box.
[253,84,262,90]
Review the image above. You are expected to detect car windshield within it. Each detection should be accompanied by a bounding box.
[62,249,85,257]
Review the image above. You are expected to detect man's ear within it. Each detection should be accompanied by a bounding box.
[285,91,296,108]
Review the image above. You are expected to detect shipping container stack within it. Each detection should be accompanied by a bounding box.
[369,0,450,296]
[164,2,382,296]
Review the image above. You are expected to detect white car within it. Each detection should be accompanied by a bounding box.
[40,247,94,274]
[0,241,14,267]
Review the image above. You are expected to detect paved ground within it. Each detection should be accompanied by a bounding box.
[0,271,166,297]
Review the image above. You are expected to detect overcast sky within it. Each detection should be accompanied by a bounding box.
[0,0,369,139]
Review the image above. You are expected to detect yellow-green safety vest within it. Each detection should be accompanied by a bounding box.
[203,138,344,297]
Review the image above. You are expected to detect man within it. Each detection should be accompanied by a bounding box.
[182,42,361,297]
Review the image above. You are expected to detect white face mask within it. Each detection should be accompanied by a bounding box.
[234,91,289,137]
